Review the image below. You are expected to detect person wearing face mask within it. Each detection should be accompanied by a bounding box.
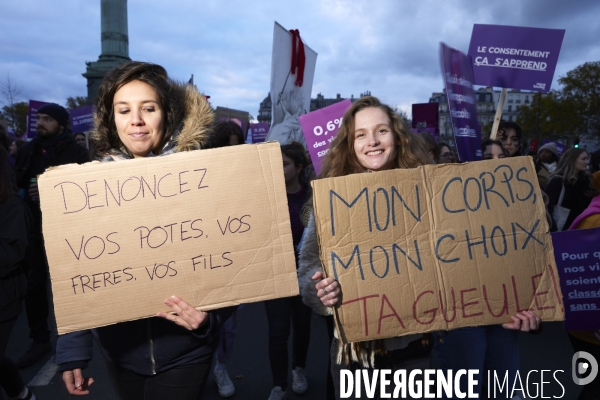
[55,62,218,400]
[497,121,522,157]
[545,148,594,231]
[535,142,560,190]
[297,96,433,399]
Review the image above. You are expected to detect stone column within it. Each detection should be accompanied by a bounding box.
[83,0,131,102]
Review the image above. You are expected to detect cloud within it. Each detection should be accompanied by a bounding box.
[1,0,598,120]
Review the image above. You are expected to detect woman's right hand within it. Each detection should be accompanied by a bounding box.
[312,271,340,307]
[62,369,94,395]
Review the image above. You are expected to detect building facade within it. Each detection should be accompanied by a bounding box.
[429,87,543,145]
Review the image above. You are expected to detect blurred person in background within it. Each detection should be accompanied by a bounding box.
[535,142,560,190]
[545,148,593,231]
[14,103,89,368]
[0,146,36,399]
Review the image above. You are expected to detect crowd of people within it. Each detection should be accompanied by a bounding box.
[1,60,599,400]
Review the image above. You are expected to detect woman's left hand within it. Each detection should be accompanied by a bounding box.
[502,310,541,332]
[156,295,209,331]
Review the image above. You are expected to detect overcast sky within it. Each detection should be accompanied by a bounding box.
[1,0,599,119]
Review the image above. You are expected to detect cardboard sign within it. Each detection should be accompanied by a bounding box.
[552,228,600,330]
[299,99,351,175]
[440,43,482,162]
[27,100,50,139]
[467,24,565,92]
[312,157,564,343]
[69,105,94,134]
[265,22,318,146]
[39,143,298,334]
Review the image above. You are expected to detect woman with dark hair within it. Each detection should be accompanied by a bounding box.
[265,142,313,400]
[297,96,433,399]
[545,147,593,231]
[0,146,35,400]
[481,138,507,160]
[437,142,454,163]
[211,121,245,148]
[497,121,522,157]
[418,132,439,163]
[73,132,88,149]
[56,61,218,400]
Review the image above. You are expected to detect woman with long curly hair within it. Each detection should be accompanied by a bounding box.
[297,96,432,399]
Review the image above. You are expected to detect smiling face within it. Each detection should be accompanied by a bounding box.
[113,80,165,158]
[353,107,397,171]
[575,151,590,172]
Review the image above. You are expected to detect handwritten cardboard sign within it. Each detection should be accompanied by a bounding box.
[39,143,298,334]
[467,24,565,92]
[552,228,600,331]
[312,156,564,343]
[441,42,482,162]
[298,99,351,175]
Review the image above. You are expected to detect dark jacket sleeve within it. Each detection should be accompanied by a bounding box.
[0,196,29,278]
[544,176,563,210]
[56,330,94,371]
[189,312,217,340]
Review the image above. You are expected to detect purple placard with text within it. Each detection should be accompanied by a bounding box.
[552,228,600,330]
[468,24,565,93]
[298,99,351,175]
[541,139,567,157]
[250,123,269,143]
[69,105,94,134]
[27,100,50,139]
[440,43,482,162]
[412,103,439,142]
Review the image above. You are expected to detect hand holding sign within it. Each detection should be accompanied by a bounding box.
[157,295,209,331]
[312,271,340,307]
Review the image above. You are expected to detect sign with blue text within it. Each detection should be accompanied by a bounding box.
[467,24,565,92]
[312,157,564,343]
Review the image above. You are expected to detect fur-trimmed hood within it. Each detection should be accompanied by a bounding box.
[93,80,214,160]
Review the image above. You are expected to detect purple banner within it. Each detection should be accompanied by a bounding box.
[541,139,567,157]
[468,24,565,93]
[298,99,352,175]
[440,43,482,162]
[27,100,50,139]
[552,228,600,330]
[412,103,439,142]
[69,105,94,134]
[249,123,270,144]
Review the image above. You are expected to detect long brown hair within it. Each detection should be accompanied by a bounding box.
[319,96,432,178]
[91,61,184,158]
[552,147,590,184]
